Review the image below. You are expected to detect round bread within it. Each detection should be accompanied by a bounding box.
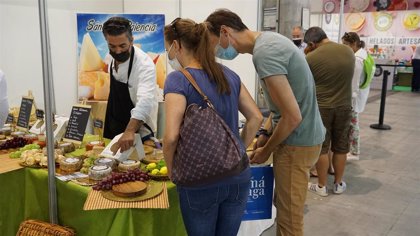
[112,181,147,197]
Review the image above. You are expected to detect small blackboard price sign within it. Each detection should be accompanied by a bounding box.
[93,119,103,128]
[16,97,34,130]
[6,113,14,124]
[36,109,44,119]
[63,104,91,144]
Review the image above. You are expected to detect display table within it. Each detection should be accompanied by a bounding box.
[0,153,274,236]
[0,154,187,236]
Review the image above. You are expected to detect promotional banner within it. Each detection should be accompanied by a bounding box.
[242,166,274,221]
[322,0,420,14]
[76,13,166,102]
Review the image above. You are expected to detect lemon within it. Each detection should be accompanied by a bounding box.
[146,163,157,171]
[151,169,160,175]
[159,167,168,175]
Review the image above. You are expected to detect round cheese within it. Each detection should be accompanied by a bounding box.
[118,160,140,172]
[89,165,112,180]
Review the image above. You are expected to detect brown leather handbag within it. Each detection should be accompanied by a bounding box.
[171,69,248,187]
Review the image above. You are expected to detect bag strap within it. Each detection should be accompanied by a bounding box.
[180,69,215,109]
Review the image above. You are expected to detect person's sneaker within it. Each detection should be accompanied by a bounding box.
[333,181,347,194]
[347,153,359,161]
[308,183,328,197]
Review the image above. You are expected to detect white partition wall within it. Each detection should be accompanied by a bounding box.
[0,0,258,117]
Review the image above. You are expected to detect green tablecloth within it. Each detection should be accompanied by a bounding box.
[0,167,187,236]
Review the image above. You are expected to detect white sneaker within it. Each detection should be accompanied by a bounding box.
[308,183,328,197]
[333,181,347,194]
[347,153,359,161]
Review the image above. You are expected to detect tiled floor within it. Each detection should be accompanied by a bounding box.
[261,90,420,236]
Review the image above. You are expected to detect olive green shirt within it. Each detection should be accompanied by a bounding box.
[306,41,355,108]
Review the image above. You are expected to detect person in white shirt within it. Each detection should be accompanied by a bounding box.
[102,16,158,152]
[291,26,307,53]
[0,70,9,129]
[342,32,370,160]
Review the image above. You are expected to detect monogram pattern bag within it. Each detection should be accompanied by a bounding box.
[171,69,249,187]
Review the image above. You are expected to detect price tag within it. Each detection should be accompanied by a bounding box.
[36,109,44,119]
[16,97,34,130]
[63,104,91,144]
[6,113,14,124]
[93,119,104,129]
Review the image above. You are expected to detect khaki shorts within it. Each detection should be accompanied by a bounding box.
[319,106,352,154]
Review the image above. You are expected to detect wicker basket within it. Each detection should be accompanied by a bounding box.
[16,219,75,236]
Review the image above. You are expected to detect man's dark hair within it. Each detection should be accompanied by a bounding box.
[102,16,133,40]
[304,27,327,44]
[206,9,248,36]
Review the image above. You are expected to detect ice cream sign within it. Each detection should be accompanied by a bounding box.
[76,13,166,102]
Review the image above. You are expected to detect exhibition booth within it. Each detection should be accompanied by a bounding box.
[0,0,419,235]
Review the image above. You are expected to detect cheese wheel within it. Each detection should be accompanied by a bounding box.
[89,165,112,180]
[94,158,117,170]
[60,157,82,172]
[118,160,140,172]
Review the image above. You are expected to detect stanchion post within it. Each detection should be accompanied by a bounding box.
[370,70,392,130]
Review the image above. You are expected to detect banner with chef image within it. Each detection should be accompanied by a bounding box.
[76,13,166,101]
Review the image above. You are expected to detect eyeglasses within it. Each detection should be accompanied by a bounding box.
[170,17,181,38]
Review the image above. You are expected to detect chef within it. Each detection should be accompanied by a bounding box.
[102,16,158,153]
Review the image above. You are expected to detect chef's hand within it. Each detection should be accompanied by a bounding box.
[249,147,271,164]
[114,131,135,154]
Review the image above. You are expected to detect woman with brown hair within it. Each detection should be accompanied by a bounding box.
[162,18,262,236]
[342,32,371,160]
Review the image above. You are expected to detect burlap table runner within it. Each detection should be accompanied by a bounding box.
[83,182,169,210]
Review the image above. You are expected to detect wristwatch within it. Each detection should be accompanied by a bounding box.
[258,128,271,137]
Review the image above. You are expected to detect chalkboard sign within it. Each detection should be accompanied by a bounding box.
[6,113,14,124]
[17,97,34,129]
[93,119,103,128]
[36,109,44,119]
[63,105,91,143]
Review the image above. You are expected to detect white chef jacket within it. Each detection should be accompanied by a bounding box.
[0,70,9,129]
[110,46,158,137]
[352,48,370,113]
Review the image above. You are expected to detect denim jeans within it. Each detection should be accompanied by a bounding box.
[177,181,250,236]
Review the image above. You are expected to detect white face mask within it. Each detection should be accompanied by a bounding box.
[167,43,183,71]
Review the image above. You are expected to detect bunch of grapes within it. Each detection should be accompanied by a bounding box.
[0,137,28,150]
[92,169,150,191]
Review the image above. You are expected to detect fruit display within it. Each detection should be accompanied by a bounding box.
[9,143,41,159]
[92,169,150,191]
[146,160,168,176]
[80,156,99,174]
[0,137,28,150]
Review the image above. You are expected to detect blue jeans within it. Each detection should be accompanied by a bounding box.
[177,182,250,236]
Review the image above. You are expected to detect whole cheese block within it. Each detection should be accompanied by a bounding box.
[58,142,75,153]
[60,157,82,172]
[11,131,25,138]
[24,134,38,143]
[118,160,140,172]
[112,181,147,197]
[89,165,112,180]
[85,140,105,151]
